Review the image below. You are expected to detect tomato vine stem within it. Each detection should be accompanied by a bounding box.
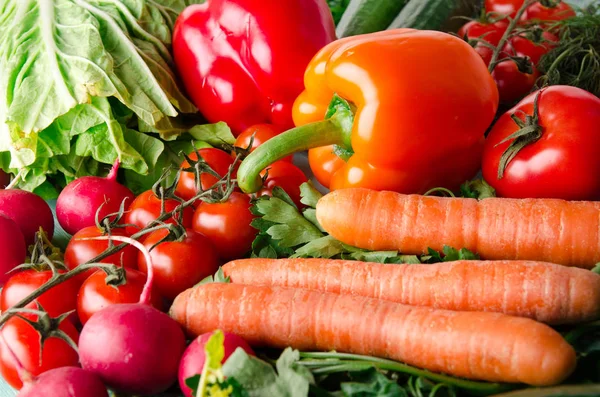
[488,0,536,72]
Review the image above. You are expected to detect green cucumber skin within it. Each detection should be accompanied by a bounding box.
[388,0,457,30]
[336,0,408,38]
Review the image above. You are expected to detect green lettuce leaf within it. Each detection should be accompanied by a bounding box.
[0,0,205,191]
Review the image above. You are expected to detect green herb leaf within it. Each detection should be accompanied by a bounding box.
[299,182,323,208]
[254,197,323,248]
[341,368,407,397]
[291,235,348,259]
[424,246,480,263]
[222,348,313,397]
[198,267,231,286]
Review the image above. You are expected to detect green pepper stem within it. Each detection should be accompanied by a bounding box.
[238,114,351,193]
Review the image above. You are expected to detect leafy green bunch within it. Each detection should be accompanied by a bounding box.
[0,0,207,194]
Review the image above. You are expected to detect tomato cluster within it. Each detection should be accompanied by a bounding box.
[0,123,310,390]
[460,0,571,105]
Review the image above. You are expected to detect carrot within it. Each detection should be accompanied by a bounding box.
[316,188,600,269]
[170,283,576,386]
[222,258,600,325]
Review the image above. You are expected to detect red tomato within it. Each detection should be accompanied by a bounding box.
[233,124,293,163]
[0,316,80,389]
[308,146,346,189]
[124,190,194,235]
[458,20,508,46]
[192,192,257,261]
[521,1,575,23]
[0,269,80,324]
[492,59,539,104]
[503,31,558,65]
[458,20,508,65]
[77,268,163,325]
[482,86,600,200]
[175,148,236,202]
[64,226,138,283]
[484,0,524,17]
[258,161,308,209]
[138,229,219,300]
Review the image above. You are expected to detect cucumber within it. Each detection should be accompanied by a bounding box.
[336,0,408,38]
[388,0,457,30]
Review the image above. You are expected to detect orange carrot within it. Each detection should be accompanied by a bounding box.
[222,258,600,325]
[316,188,600,269]
[170,283,576,386]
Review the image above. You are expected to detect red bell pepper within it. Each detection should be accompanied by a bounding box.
[173,0,336,135]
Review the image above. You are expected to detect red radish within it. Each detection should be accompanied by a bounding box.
[0,215,26,286]
[78,235,186,395]
[0,190,54,245]
[178,331,255,397]
[17,367,108,397]
[56,161,134,235]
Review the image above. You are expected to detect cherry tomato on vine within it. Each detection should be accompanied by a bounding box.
[482,86,600,200]
[124,190,194,235]
[64,226,138,283]
[458,20,508,46]
[138,229,219,300]
[308,146,346,189]
[258,161,308,209]
[503,31,558,65]
[192,192,257,261]
[492,59,539,104]
[484,0,524,18]
[458,19,508,65]
[0,269,80,324]
[77,268,163,325]
[521,1,575,24]
[0,316,80,389]
[175,148,236,202]
[233,124,293,163]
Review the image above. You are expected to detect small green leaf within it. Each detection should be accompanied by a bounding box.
[341,368,407,397]
[271,186,298,209]
[302,208,324,232]
[198,268,231,286]
[292,235,348,259]
[345,250,400,263]
[592,263,600,274]
[299,182,323,208]
[222,348,313,397]
[188,122,236,147]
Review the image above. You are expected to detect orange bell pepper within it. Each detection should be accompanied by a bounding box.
[238,29,499,193]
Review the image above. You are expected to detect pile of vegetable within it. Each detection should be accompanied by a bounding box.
[0,0,599,396]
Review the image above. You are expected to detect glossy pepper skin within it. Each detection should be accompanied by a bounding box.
[173,0,336,135]
[238,29,499,194]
